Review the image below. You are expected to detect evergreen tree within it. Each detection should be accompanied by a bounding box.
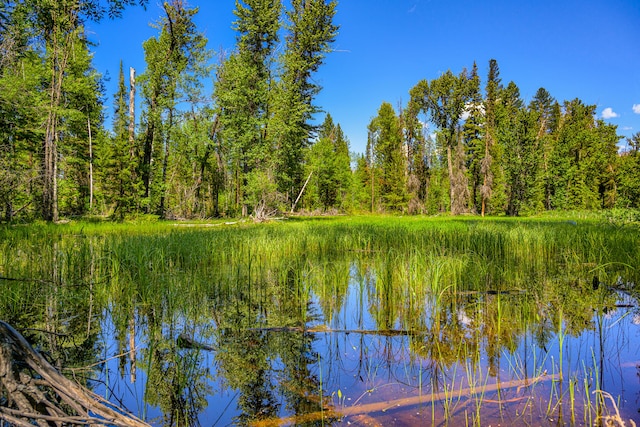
[215,0,281,216]
[56,28,104,217]
[462,62,484,214]
[497,82,540,216]
[0,2,45,221]
[138,0,209,218]
[529,87,556,211]
[102,61,138,218]
[368,102,407,211]
[24,0,147,221]
[271,0,338,201]
[480,59,504,215]
[548,99,620,209]
[304,114,351,211]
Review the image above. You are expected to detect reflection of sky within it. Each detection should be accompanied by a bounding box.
[92,273,640,425]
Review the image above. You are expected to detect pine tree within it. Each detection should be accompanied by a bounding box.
[480,59,503,215]
[368,102,407,211]
[463,62,484,214]
[26,0,147,221]
[101,62,138,217]
[271,0,338,201]
[304,114,351,211]
[215,0,281,216]
[139,0,209,218]
[497,82,540,216]
[528,87,556,212]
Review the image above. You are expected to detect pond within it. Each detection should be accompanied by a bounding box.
[0,217,639,426]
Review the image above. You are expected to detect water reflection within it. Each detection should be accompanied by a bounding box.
[92,260,639,426]
[0,225,638,426]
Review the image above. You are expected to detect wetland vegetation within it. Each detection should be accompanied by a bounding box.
[1,215,639,425]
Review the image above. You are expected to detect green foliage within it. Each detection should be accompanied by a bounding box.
[304,114,352,211]
[411,68,475,214]
[368,102,408,211]
[271,0,338,196]
[616,136,640,207]
[1,216,639,423]
[138,1,211,218]
[0,4,637,222]
[547,100,620,210]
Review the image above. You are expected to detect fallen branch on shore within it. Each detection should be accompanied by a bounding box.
[0,321,149,427]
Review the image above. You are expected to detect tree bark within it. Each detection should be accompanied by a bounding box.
[446,143,455,213]
[128,67,136,161]
[88,116,93,211]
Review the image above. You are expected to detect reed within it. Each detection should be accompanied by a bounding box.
[0,214,638,425]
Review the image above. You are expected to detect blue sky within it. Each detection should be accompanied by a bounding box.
[89,0,640,154]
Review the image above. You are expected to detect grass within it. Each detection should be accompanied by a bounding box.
[0,214,638,424]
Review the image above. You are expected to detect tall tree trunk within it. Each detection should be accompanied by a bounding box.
[446,144,454,214]
[43,36,71,221]
[88,117,93,211]
[448,133,469,215]
[128,67,136,161]
[141,116,155,200]
[158,106,173,218]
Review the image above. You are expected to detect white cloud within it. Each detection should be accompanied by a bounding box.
[461,101,485,121]
[633,104,640,114]
[601,107,619,119]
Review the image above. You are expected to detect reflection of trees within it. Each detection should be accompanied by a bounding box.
[349,250,622,389]
[140,311,212,427]
[212,263,329,425]
[216,328,279,424]
[1,220,638,424]
[0,236,102,380]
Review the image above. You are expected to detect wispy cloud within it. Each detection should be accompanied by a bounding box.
[633,104,640,114]
[601,107,619,119]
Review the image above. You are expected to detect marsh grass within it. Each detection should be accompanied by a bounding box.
[0,215,639,425]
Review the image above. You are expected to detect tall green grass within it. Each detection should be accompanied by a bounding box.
[0,215,638,424]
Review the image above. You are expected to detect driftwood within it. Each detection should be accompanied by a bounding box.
[0,320,150,427]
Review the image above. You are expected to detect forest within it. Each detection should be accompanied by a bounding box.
[1,0,639,222]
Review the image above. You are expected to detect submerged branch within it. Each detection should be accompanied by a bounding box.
[253,373,555,426]
[0,275,54,284]
[248,325,428,336]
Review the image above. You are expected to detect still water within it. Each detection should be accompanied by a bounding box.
[1,219,639,425]
[94,264,640,426]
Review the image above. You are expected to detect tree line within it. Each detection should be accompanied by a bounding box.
[1,0,638,222]
[363,61,640,216]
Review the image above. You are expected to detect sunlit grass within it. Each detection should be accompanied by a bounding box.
[0,214,638,425]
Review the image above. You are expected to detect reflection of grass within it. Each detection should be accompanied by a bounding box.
[1,216,639,425]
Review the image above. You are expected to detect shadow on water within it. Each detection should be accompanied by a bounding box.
[0,218,639,426]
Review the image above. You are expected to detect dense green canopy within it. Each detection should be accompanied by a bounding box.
[0,1,635,221]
